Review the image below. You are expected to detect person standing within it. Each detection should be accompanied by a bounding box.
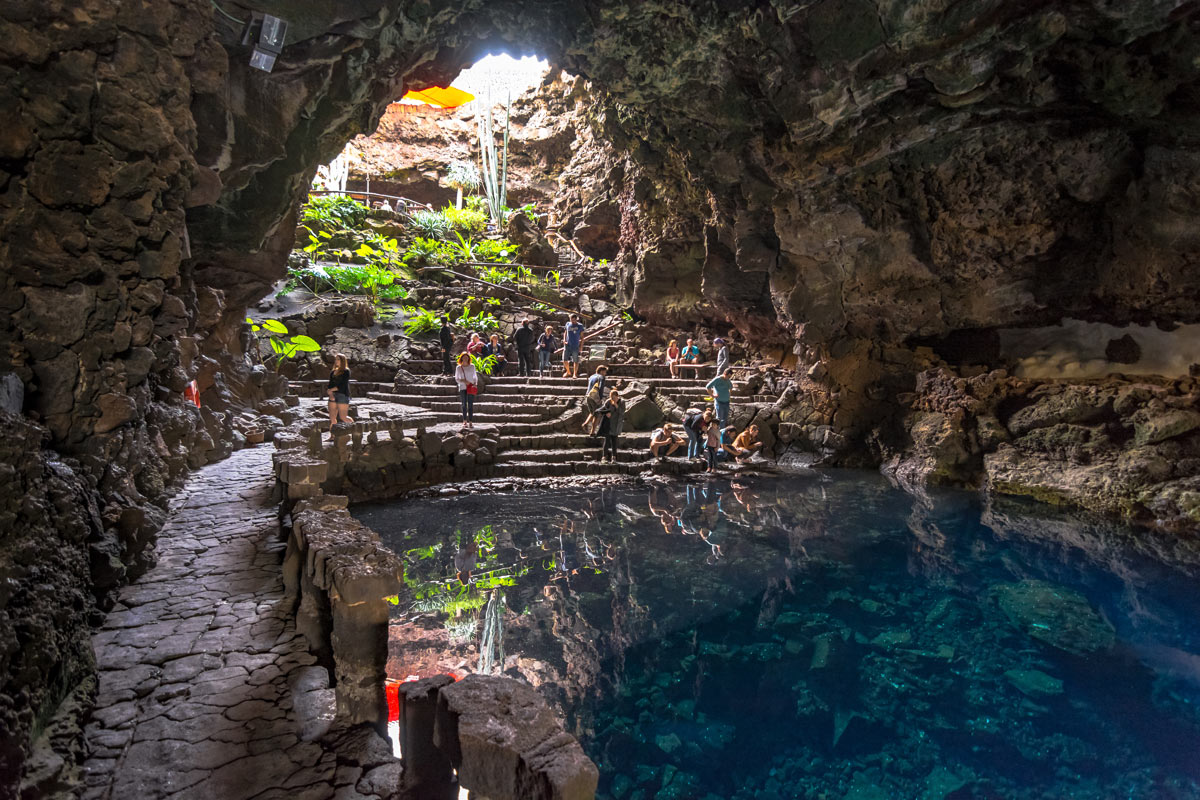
[439,319,454,375]
[714,337,730,377]
[537,325,557,378]
[595,388,625,463]
[514,319,536,377]
[454,352,478,429]
[563,314,585,378]
[325,353,354,433]
[702,414,723,473]
[706,368,734,430]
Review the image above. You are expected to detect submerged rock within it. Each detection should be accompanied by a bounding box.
[1005,668,1064,696]
[994,579,1115,654]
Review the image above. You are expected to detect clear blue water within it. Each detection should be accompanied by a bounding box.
[354,470,1200,800]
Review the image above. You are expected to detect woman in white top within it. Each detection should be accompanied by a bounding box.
[454,352,478,429]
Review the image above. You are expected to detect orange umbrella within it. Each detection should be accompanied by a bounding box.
[400,86,475,108]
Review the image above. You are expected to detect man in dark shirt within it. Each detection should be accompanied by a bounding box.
[514,319,537,377]
[439,320,454,375]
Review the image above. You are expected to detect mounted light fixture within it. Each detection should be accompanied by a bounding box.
[241,11,288,72]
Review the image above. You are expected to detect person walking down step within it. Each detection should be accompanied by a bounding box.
[538,325,557,378]
[706,368,735,430]
[703,413,724,473]
[714,337,730,377]
[454,352,478,430]
[439,319,455,375]
[325,353,354,433]
[595,388,625,463]
[514,319,536,377]
[563,314,585,378]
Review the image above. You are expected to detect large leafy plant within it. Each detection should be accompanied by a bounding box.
[402,306,440,336]
[457,307,498,333]
[246,318,321,371]
[470,353,499,376]
[409,210,452,239]
[302,195,368,229]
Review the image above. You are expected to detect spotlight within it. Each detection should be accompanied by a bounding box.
[242,12,288,72]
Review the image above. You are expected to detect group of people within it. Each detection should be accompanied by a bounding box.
[649,415,763,473]
[665,336,730,378]
[442,315,587,381]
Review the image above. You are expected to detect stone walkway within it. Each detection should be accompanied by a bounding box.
[81,446,401,800]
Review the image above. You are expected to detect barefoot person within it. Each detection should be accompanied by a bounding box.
[454,352,478,430]
[649,422,684,459]
[326,353,354,433]
[702,413,723,473]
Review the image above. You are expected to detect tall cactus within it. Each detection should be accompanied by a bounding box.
[477,87,511,227]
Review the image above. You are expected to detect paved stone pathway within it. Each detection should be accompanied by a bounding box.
[81,446,401,800]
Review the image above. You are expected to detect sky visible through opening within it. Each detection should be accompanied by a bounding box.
[445,53,550,106]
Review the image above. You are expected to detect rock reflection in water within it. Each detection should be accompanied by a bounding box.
[353,471,1200,800]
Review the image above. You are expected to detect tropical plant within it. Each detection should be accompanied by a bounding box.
[477,89,511,227]
[474,239,515,263]
[478,264,517,285]
[484,297,502,307]
[284,260,407,303]
[546,269,561,286]
[409,209,452,239]
[457,307,498,333]
[403,306,440,336]
[302,195,368,229]
[470,353,499,376]
[441,204,488,235]
[448,231,478,263]
[447,160,481,210]
[245,318,321,371]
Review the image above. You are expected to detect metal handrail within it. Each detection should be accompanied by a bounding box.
[419,267,593,321]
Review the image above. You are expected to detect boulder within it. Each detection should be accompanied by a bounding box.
[993,579,1115,655]
[622,395,664,431]
[0,373,23,415]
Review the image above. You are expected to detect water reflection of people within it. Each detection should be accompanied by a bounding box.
[454,539,478,584]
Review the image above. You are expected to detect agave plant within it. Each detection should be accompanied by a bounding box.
[476,88,511,227]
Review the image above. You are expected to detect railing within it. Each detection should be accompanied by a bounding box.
[419,267,593,321]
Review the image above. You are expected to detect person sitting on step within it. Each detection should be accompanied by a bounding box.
[483,332,507,374]
[466,332,485,356]
[537,324,557,378]
[595,388,625,463]
[727,423,764,463]
[649,422,685,460]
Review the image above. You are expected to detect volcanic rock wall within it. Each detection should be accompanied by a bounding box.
[1,0,1199,793]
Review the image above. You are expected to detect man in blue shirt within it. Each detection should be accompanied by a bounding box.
[563,314,585,378]
[681,337,701,366]
[706,368,734,430]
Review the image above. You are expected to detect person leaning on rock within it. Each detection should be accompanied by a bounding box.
[326,353,354,434]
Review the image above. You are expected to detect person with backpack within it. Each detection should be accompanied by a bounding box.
[706,368,735,430]
[595,388,625,463]
[514,319,536,377]
[537,325,557,378]
[439,320,455,375]
[563,314,585,378]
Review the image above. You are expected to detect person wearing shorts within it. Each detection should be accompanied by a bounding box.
[325,353,354,433]
[563,314,585,377]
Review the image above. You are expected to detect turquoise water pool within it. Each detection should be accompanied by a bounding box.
[355,470,1200,799]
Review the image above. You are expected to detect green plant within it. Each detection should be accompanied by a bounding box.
[245,318,321,372]
[484,297,501,307]
[474,239,515,263]
[546,269,561,286]
[302,195,368,229]
[448,231,478,263]
[403,306,440,336]
[479,264,517,285]
[470,353,499,376]
[477,89,511,227]
[409,209,452,239]
[530,301,553,312]
[446,160,481,210]
[285,260,407,303]
[457,307,498,333]
[441,204,488,235]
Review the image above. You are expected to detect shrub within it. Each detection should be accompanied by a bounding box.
[458,307,498,333]
[403,306,440,336]
[474,239,515,263]
[302,195,368,229]
[441,204,488,235]
[470,353,499,376]
[285,261,407,303]
[409,210,452,239]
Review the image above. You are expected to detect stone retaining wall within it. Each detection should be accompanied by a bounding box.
[273,414,501,506]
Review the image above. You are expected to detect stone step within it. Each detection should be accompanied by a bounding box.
[494,448,652,464]
[411,410,552,424]
[486,458,702,478]
[407,401,570,416]
[502,432,648,449]
[366,392,579,409]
